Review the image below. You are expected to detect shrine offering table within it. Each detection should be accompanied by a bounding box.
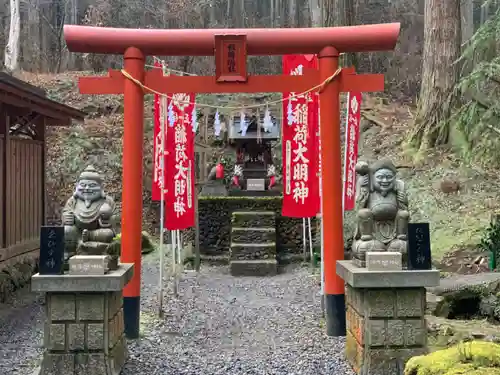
[337,261,439,375]
[31,264,133,375]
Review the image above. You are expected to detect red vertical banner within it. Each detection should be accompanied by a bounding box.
[317,104,322,211]
[165,93,196,230]
[151,60,164,201]
[282,55,320,218]
[343,92,362,211]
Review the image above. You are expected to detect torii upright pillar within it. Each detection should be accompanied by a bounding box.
[64,23,400,339]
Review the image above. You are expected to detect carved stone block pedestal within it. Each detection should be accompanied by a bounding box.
[31,264,134,375]
[200,180,228,196]
[337,261,439,375]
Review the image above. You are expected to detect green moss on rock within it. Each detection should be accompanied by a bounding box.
[140,232,156,254]
[404,341,500,375]
[0,272,14,302]
[111,231,156,255]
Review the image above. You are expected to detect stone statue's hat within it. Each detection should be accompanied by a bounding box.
[79,165,103,183]
[369,158,397,174]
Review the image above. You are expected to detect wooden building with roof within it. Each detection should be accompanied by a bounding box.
[0,72,85,271]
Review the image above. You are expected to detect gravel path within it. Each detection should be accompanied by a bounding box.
[0,287,44,375]
[0,253,353,375]
[124,254,354,375]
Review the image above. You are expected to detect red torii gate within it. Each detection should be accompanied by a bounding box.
[64,23,400,339]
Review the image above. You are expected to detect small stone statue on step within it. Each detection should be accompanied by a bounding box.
[352,159,409,267]
[207,163,224,181]
[62,165,117,261]
[200,163,228,196]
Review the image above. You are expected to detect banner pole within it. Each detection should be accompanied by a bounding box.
[157,83,167,318]
[158,208,165,313]
[302,218,307,262]
[172,230,177,297]
[307,217,313,262]
[317,105,325,317]
[158,62,172,315]
[177,230,182,273]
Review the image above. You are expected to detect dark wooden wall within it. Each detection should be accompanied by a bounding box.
[0,111,45,267]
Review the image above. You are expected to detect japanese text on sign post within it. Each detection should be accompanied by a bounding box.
[152,60,169,201]
[343,92,362,211]
[415,226,426,265]
[281,55,319,218]
[39,226,64,275]
[165,93,196,230]
[227,43,236,73]
[46,229,57,268]
[407,223,432,270]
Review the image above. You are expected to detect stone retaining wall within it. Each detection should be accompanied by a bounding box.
[0,254,38,302]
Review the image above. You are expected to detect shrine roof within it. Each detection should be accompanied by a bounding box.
[0,72,86,126]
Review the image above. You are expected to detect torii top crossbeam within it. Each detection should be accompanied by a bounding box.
[64,24,400,55]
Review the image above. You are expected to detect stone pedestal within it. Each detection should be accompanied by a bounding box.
[200,181,228,196]
[337,261,440,375]
[31,264,134,375]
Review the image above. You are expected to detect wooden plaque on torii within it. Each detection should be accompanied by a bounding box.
[215,35,247,83]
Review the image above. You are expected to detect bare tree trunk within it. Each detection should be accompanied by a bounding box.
[410,0,461,150]
[209,0,217,26]
[270,0,275,26]
[309,0,321,26]
[279,0,286,27]
[226,0,233,25]
[460,0,474,73]
[5,0,21,71]
[288,0,296,26]
[323,0,356,67]
[342,0,356,67]
[460,0,473,44]
[235,0,245,27]
[480,0,489,25]
[69,0,78,70]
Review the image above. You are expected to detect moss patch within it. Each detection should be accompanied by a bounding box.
[426,316,500,352]
[139,310,161,338]
[111,231,157,256]
[405,341,500,375]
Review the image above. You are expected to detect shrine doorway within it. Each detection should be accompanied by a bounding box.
[63,23,400,339]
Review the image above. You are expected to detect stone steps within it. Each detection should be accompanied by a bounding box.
[229,211,277,276]
[231,211,275,228]
[230,242,277,260]
[200,254,230,265]
[230,260,278,277]
[231,227,276,244]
